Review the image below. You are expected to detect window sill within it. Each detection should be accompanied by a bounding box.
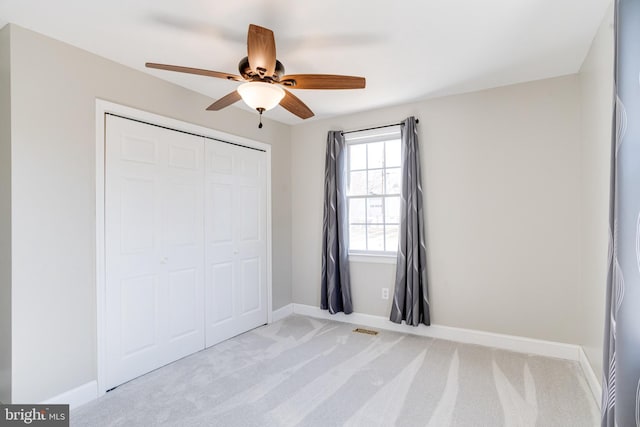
[348,253,397,265]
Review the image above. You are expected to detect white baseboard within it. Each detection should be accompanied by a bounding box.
[271,304,294,323]
[41,381,98,409]
[292,304,581,361]
[578,347,602,409]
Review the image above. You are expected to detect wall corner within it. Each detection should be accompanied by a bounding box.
[0,23,13,404]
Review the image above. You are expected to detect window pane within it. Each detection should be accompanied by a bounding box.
[368,225,385,251]
[347,137,403,254]
[368,142,384,169]
[349,171,367,195]
[350,225,367,251]
[385,168,401,194]
[386,196,400,223]
[367,198,384,223]
[349,144,366,170]
[349,198,366,223]
[385,225,399,251]
[368,169,384,195]
[386,139,401,167]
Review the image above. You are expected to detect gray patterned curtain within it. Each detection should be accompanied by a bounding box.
[601,1,640,425]
[321,130,353,314]
[390,117,430,326]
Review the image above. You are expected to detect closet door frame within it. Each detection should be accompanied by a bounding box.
[94,99,272,397]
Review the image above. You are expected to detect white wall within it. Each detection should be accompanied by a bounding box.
[6,24,292,403]
[0,25,12,404]
[578,3,614,383]
[291,75,583,344]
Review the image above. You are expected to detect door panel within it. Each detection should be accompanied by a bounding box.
[239,186,260,241]
[168,268,199,340]
[208,183,234,243]
[105,115,205,389]
[162,134,205,366]
[121,135,157,164]
[205,143,267,347]
[165,183,198,246]
[120,177,155,253]
[241,257,261,313]
[208,149,234,174]
[120,274,158,356]
[209,263,234,324]
[168,145,198,170]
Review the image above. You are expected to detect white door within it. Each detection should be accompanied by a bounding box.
[105,115,205,389]
[204,141,268,346]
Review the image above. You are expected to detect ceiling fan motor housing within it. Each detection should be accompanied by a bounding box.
[238,56,285,82]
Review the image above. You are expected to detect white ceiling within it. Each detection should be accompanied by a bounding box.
[0,0,611,125]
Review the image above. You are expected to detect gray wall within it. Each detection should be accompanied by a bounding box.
[0,25,12,404]
[578,3,614,383]
[291,75,584,345]
[7,24,292,403]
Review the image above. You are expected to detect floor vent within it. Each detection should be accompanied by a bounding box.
[353,328,379,336]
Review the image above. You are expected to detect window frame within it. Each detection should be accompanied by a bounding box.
[345,126,402,258]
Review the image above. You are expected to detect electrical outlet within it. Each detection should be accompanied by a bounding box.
[382,288,389,300]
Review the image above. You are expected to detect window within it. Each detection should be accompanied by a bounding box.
[346,128,401,255]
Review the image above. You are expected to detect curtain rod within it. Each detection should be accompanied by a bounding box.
[341,119,419,136]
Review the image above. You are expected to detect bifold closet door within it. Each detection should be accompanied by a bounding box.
[204,141,268,347]
[105,115,205,390]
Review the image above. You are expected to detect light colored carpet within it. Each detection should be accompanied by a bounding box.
[72,315,599,426]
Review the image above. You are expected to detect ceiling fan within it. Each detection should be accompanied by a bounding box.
[146,24,366,127]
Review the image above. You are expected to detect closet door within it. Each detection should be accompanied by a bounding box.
[205,141,268,346]
[105,115,205,389]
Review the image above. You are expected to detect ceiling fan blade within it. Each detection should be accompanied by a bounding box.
[206,90,242,111]
[279,74,366,90]
[146,62,244,82]
[247,24,276,78]
[280,89,314,119]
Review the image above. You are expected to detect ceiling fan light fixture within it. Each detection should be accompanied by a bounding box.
[237,82,285,112]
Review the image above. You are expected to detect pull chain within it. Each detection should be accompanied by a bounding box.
[257,108,265,129]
